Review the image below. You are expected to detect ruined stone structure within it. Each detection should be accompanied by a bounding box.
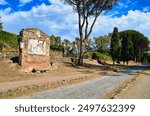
[19,28,50,72]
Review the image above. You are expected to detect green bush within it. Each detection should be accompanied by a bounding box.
[0,30,19,52]
[85,51,93,59]
[50,44,64,51]
[143,52,150,63]
[0,30,19,46]
[85,51,111,61]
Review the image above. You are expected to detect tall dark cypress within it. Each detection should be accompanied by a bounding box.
[0,16,3,30]
[111,27,121,65]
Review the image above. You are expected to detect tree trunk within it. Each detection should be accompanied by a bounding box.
[78,12,84,66]
[77,7,98,66]
[78,38,84,65]
[127,60,128,65]
[113,60,115,65]
[123,61,125,65]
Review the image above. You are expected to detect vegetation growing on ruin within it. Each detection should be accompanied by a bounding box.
[0,30,19,52]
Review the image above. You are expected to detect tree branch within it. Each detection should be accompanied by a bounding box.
[87,0,104,16]
[63,0,77,5]
[84,15,89,39]
[81,15,85,28]
[86,14,98,39]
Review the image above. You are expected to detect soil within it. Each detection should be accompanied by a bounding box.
[0,59,125,82]
[0,58,140,98]
[113,69,150,99]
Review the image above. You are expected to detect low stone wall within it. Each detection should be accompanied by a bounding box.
[0,52,19,60]
[50,50,65,63]
[50,57,70,63]
[0,51,68,63]
[0,50,69,66]
[50,50,63,59]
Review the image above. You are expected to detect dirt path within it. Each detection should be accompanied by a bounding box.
[0,59,146,98]
[114,70,150,99]
[0,59,113,98]
[20,66,146,99]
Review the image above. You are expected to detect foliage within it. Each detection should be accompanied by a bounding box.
[50,35,61,45]
[50,44,64,51]
[120,30,149,63]
[49,35,64,51]
[62,39,72,56]
[0,30,19,52]
[63,39,71,47]
[0,16,3,30]
[0,42,4,52]
[74,37,80,55]
[0,30,19,46]
[120,32,133,65]
[85,51,111,61]
[94,34,111,54]
[64,41,78,57]
[110,27,121,65]
[143,52,150,63]
[0,29,19,51]
[84,38,94,51]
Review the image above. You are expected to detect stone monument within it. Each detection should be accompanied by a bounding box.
[19,28,50,72]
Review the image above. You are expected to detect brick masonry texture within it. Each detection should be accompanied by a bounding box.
[19,28,50,72]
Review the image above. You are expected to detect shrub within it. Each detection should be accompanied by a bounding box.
[85,51,111,61]
[0,30,19,46]
[0,30,19,52]
[50,44,64,51]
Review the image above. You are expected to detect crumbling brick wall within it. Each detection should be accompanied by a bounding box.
[19,28,50,72]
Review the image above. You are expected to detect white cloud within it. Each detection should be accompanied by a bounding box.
[0,0,8,5]
[19,0,33,7]
[0,2,77,40]
[93,10,150,39]
[19,0,33,4]
[0,2,150,41]
[2,7,12,14]
[142,7,150,12]
[118,2,128,9]
[82,10,150,39]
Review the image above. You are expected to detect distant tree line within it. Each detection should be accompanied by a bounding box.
[111,27,150,65]
[49,27,150,65]
[49,35,64,51]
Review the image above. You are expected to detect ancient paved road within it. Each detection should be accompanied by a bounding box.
[23,66,147,99]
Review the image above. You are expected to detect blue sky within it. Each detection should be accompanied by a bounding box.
[0,0,150,41]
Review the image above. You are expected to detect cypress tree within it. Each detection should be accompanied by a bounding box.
[0,16,3,30]
[111,27,121,65]
[121,32,133,65]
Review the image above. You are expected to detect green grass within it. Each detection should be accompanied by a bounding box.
[85,51,112,61]
[0,30,19,52]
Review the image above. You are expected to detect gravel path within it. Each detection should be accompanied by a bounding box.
[23,66,146,99]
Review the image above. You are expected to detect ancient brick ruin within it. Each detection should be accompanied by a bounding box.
[19,28,50,72]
